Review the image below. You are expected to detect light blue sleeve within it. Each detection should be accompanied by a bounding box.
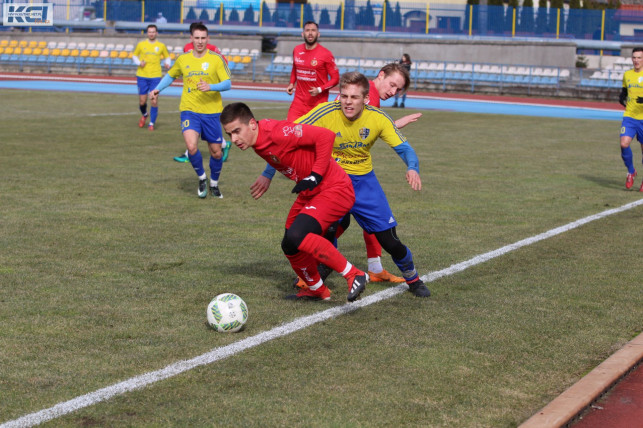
[209,79,231,92]
[154,74,175,93]
[392,141,420,173]
[262,163,276,179]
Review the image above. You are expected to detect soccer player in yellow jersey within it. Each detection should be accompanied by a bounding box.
[619,47,643,191]
[132,24,170,131]
[253,72,431,298]
[150,24,232,199]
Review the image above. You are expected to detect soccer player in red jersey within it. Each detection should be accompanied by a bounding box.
[286,21,339,121]
[220,102,369,302]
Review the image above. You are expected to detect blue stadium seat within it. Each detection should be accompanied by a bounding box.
[0,53,9,62]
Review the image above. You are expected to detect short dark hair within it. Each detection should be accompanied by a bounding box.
[221,102,255,126]
[191,23,209,35]
[146,24,157,32]
[303,21,318,29]
[339,71,370,97]
[379,62,410,92]
[633,47,643,54]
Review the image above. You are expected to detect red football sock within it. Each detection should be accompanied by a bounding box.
[298,233,350,274]
[285,251,321,287]
[363,230,382,258]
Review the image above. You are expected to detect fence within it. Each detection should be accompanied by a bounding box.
[0,0,640,45]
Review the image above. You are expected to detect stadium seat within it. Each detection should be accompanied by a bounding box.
[0,40,8,47]
[47,41,57,49]
[173,46,182,54]
[87,42,96,50]
[28,40,38,48]
[51,48,61,56]
[114,44,124,51]
[23,47,33,55]
[118,50,128,59]
[61,49,71,56]
[249,48,260,58]
[105,43,115,51]
[80,49,90,57]
[99,50,109,58]
[19,40,28,48]
[0,47,4,55]
[0,53,9,62]
[109,50,118,58]
[67,42,78,50]
[77,42,87,50]
[55,42,67,49]
[70,49,80,56]
[3,47,13,55]
[95,43,105,50]
[241,55,252,64]
[124,44,134,52]
[33,48,42,55]
[13,47,22,55]
[9,40,18,47]
[90,50,100,58]
[37,55,48,63]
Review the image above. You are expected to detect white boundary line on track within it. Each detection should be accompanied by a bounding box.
[2,198,642,428]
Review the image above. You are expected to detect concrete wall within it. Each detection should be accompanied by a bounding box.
[275,37,578,68]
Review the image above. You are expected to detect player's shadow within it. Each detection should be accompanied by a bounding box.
[579,174,625,189]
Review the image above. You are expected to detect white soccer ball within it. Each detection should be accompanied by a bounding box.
[206,293,248,333]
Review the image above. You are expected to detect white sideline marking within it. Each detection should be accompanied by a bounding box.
[2,198,642,428]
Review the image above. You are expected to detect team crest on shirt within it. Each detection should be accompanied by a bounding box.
[311,59,318,66]
[359,128,370,140]
[202,62,209,71]
[269,154,281,164]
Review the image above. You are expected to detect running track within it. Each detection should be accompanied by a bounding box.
[0,72,639,428]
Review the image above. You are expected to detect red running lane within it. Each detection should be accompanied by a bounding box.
[573,362,643,427]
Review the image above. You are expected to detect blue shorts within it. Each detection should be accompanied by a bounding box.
[620,116,643,143]
[137,77,161,96]
[348,170,397,233]
[180,111,223,144]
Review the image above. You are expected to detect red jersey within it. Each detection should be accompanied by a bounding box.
[288,43,339,121]
[254,119,350,195]
[367,80,380,108]
[333,80,380,107]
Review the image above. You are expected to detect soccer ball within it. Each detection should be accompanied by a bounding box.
[206,293,248,333]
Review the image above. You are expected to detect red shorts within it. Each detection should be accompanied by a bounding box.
[285,180,355,233]
[287,101,320,122]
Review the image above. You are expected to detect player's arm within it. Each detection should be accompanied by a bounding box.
[381,118,422,191]
[322,56,340,91]
[291,125,334,193]
[197,78,231,93]
[395,113,422,129]
[287,55,296,95]
[620,87,628,107]
[132,44,145,68]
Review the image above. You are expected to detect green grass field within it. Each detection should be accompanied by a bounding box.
[1,89,641,427]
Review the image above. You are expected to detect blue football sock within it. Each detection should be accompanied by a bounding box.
[210,155,223,182]
[150,106,158,124]
[139,103,147,116]
[621,146,635,174]
[392,247,419,283]
[188,150,205,177]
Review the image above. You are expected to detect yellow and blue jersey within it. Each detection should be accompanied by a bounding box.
[133,40,169,78]
[623,69,643,120]
[168,50,231,114]
[295,101,407,175]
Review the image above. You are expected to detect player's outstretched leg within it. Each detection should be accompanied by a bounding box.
[391,247,430,297]
[188,150,207,198]
[363,231,404,283]
[297,233,369,302]
[284,252,331,301]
